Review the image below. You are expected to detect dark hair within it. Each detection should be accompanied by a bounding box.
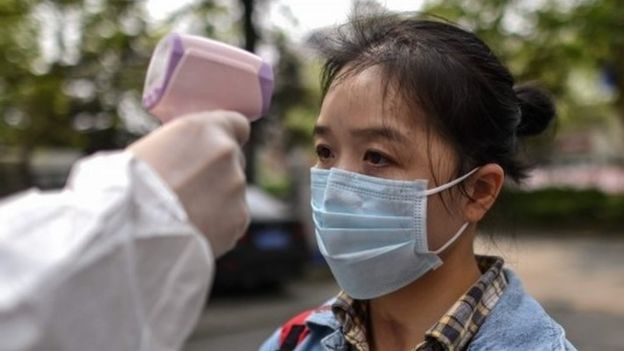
[313,13,555,183]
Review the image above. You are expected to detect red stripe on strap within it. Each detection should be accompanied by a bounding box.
[278,309,314,347]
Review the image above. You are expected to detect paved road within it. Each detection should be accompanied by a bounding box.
[184,235,624,350]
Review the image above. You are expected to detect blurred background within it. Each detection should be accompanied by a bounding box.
[0,0,622,349]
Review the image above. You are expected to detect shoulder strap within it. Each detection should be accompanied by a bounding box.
[277,309,314,351]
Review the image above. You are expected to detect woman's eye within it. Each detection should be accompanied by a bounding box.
[364,150,391,166]
[315,145,333,161]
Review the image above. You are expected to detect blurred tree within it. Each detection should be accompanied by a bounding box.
[424,0,624,132]
[234,0,319,183]
[0,0,318,191]
[270,32,320,149]
[0,0,162,183]
[0,0,233,185]
[240,0,259,183]
[570,0,624,126]
[255,31,320,199]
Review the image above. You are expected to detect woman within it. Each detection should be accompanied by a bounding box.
[260,13,576,351]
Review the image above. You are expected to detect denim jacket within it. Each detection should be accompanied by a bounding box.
[259,269,577,351]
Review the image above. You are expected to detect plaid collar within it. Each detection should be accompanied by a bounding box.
[332,255,507,351]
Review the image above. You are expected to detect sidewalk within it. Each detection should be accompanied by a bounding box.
[476,234,624,350]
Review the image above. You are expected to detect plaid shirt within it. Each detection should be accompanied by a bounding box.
[332,255,507,351]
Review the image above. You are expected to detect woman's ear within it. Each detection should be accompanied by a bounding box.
[463,164,505,222]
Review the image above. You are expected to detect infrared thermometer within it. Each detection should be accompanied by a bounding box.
[142,33,274,123]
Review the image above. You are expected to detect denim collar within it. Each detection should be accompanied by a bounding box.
[302,269,573,351]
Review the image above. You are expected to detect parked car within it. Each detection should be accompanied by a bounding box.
[212,185,310,291]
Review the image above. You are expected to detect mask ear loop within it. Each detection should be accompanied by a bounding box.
[424,167,479,196]
[425,168,479,254]
[432,222,470,254]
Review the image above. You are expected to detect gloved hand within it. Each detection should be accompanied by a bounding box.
[128,110,251,257]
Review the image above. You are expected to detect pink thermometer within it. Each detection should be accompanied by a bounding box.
[142,33,274,123]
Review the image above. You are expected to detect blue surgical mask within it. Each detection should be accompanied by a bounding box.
[311,167,478,299]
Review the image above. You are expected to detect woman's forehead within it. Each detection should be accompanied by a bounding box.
[320,66,426,132]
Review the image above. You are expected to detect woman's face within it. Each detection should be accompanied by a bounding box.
[313,66,468,251]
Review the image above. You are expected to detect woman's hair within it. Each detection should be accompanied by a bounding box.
[313,13,556,183]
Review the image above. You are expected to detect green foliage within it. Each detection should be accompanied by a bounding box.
[0,0,254,192]
[258,167,292,199]
[487,187,624,233]
[424,0,624,131]
[269,32,321,149]
[0,1,238,156]
[283,105,318,147]
[0,0,153,154]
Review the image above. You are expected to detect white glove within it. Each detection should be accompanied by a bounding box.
[129,110,251,258]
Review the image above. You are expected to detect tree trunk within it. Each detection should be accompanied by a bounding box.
[17,145,33,191]
[612,46,624,149]
[240,0,260,184]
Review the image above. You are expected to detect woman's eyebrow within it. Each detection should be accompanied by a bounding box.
[351,126,409,144]
[312,125,331,137]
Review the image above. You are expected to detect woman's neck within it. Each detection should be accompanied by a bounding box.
[368,238,481,351]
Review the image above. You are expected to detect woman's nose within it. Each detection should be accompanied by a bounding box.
[332,153,361,174]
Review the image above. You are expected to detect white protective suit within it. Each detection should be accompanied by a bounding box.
[0,151,213,351]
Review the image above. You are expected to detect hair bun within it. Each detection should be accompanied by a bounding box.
[514,84,556,137]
